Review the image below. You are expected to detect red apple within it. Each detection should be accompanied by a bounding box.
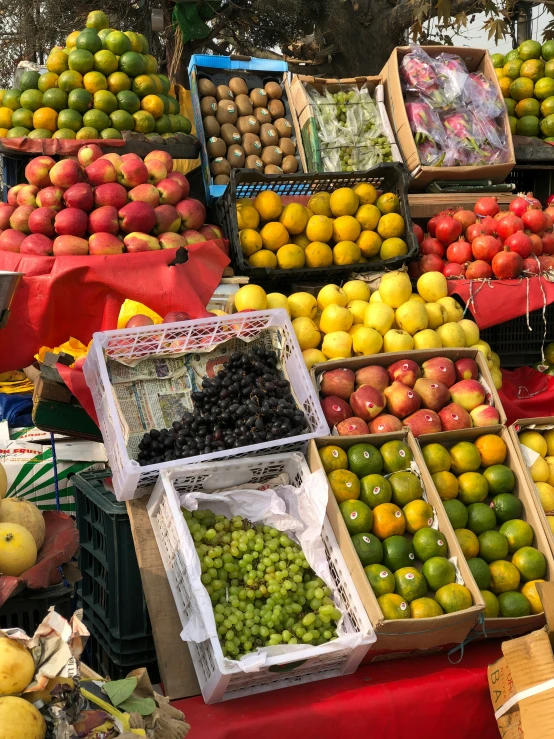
[118,201,156,234]
[158,232,187,249]
[94,182,128,209]
[63,182,94,211]
[153,204,181,234]
[54,208,88,237]
[123,232,161,252]
[28,207,56,236]
[36,186,64,211]
[49,159,83,189]
[78,143,103,167]
[320,367,355,400]
[350,385,386,420]
[438,402,472,431]
[387,359,421,388]
[20,233,54,255]
[454,358,479,381]
[321,395,353,427]
[24,156,56,188]
[88,206,119,235]
[336,417,370,436]
[402,408,442,437]
[0,229,25,252]
[368,415,403,433]
[128,183,160,208]
[167,171,190,197]
[53,235,89,255]
[89,232,124,255]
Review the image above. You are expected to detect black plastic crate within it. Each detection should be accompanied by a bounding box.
[0,583,73,632]
[216,162,417,281]
[81,599,155,656]
[2,155,26,201]
[479,303,554,368]
[85,621,160,684]
[505,165,554,204]
[72,470,151,640]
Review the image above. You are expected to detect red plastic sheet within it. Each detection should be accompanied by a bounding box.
[0,137,126,156]
[0,241,230,373]
[176,640,503,739]
[0,510,79,606]
[448,275,554,329]
[498,365,554,425]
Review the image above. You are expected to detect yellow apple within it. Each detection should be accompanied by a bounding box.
[317,284,348,310]
[545,431,554,457]
[395,301,428,335]
[424,302,447,329]
[349,324,366,337]
[383,329,414,353]
[234,284,267,311]
[471,340,493,363]
[267,292,290,315]
[343,279,370,302]
[352,326,383,355]
[436,322,466,348]
[369,290,382,304]
[364,303,394,336]
[408,294,425,304]
[490,366,502,390]
[437,296,464,323]
[292,317,321,350]
[416,272,448,302]
[322,331,353,359]
[347,299,369,324]
[288,292,317,319]
[302,348,326,368]
[413,329,442,349]
[378,271,412,309]
[320,304,353,334]
[458,318,479,347]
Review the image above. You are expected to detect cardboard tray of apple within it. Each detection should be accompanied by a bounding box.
[409,194,554,280]
[310,348,506,440]
[0,144,224,256]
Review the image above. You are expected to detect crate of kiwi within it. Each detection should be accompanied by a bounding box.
[188,54,302,204]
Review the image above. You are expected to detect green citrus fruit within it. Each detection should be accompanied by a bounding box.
[498,591,531,617]
[145,55,159,75]
[389,471,423,507]
[19,89,43,112]
[53,128,76,139]
[365,564,394,597]
[116,89,140,114]
[119,51,146,78]
[359,474,392,508]
[483,465,515,495]
[76,29,102,55]
[378,592,410,619]
[394,567,427,603]
[19,70,40,91]
[108,72,131,94]
[510,77,535,101]
[504,50,520,63]
[3,89,21,111]
[434,583,473,613]
[535,77,554,100]
[58,70,83,93]
[410,597,443,618]
[432,471,459,501]
[84,71,107,93]
[178,115,191,134]
[512,546,546,581]
[94,50,118,76]
[499,519,534,553]
[328,469,360,503]
[489,560,521,594]
[104,30,131,55]
[69,49,94,75]
[28,128,52,139]
[348,443,383,477]
[158,74,170,94]
[517,115,540,137]
[137,33,149,54]
[504,98,517,115]
[83,108,110,131]
[443,499,468,529]
[319,445,348,474]
[547,60,554,78]
[541,96,554,118]
[413,527,447,562]
[543,40,554,61]
[93,89,117,114]
[11,108,33,129]
[467,557,491,589]
[76,126,99,139]
[455,528,479,559]
[503,59,523,79]
[67,88,92,113]
[481,589,500,618]
[132,74,157,99]
[515,97,540,118]
[520,59,545,82]
[491,53,504,68]
[167,95,179,115]
[458,472,489,505]
[86,10,109,30]
[450,441,482,475]
[518,39,542,60]
[352,532,383,566]
[491,493,522,524]
[422,443,451,473]
[479,530,509,563]
[98,28,115,43]
[37,72,59,93]
[340,499,373,535]
[382,535,415,571]
[6,126,30,137]
[403,499,434,534]
[541,115,554,138]
[380,440,413,473]
[158,93,171,115]
[422,556,456,591]
[47,50,69,75]
[154,113,171,134]
[57,108,82,132]
[467,502,497,536]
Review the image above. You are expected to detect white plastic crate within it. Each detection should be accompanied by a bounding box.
[147,452,375,703]
[83,310,328,501]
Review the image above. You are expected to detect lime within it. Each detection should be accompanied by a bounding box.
[434,583,472,613]
[489,560,521,594]
[348,444,383,477]
[443,499,468,529]
[479,531,509,563]
[512,546,546,581]
[380,440,413,472]
[57,108,82,132]
[543,40,554,61]
[382,535,415,571]
[98,28,115,43]
[76,29,103,55]
[491,493,522,524]
[6,126,30,137]
[458,472,489,505]
[108,72,131,94]
[535,77,554,100]
[413,527,447,562]
[467,503,497,535]
[69,49,94,75]
[359,474,392,508]
[83,108,110,131]
[93,90,117,114]
[179,113,192,135]
[86,10,109,30]
[158,73,171,94]
[76,126,99,139]
[518,39,542,60]
[389,471,423,507]
[455,528,480,559]
[132,74,157,98]
[483,465,515,495]
[38,72,59,93]
[319,445,348,474]
[11,108,33,129]
[94,50,118,76]
[503,59,523,79]
[394,567,427,603]
[467,557,491,589]
[541,96,554,118]
[541,115,554,138]
[450,441,482,474]
[411,597,444,618]
[339,499,373,535]
[499,519,534,553]
[68,88,92,114]
[498,591,531,617]
[505,98,517,116]
[28,128,52,139]
[168,113,181,133]
[104,30,131,55]
[137,33,149,54]
[19,70,40,91]
[364,564,395,597]
[133,110,155,133]
[422,443,451,473]
[547,60,554,79]
[432,471,459,501]
[517,115,540,137]
[422,556,456,591]
[378,593,410,619]
[19,89,43,112]
[492,53,505,68]
[403,499,434,534]
[154,114,171,135]
[481,590,500,618]
[117,90,141,114]
[53,128,76,139]
[351,533,383,566]
[58,70,83,93]
[3,89,21,111]
[119,51,146,78]
[146,57,159,76]
[158,93,171,115]
[167,95,179,115]
[124,31,144,53]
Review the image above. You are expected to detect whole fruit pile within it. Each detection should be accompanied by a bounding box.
[421,433,546,618]
[236,184,408,270]
[0,146,223,256]
[318,354,500,438]
[515,428,554,536]
[0,9,190,140]
[411,195,554,279]
[137,346,307,465]
[184,508,341,656]
[319,439,475,620]
[493,39,554,140]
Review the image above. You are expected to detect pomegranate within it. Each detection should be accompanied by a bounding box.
[544,212,553,231]
[492,246,524,279]
[494,210,509,221]
[446,239,472,264]
[453,209,476,231]
[427,214,440,237]
[443,262,466,277]
[408,260,422,278]
[539,255,554,271]
[472,235,502,262]
[420,237,445,257]
[542,231,554,255]
[526,195,542,210]
[474,196,499,218]
[504,231,533,259]
[413,223,424,244]
[466,223,488,242]
[496,213,524,240]
[435,215,463,245]
[529,233,543,255]
[522,209,548,235]
[419,254,445,273]
[523,256,541,274]
[465,260,493,279]
[509,196,530,218]
[547,194,554,206]
[546,206,554,220]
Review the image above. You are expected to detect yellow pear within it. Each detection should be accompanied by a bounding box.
[364,303,394,336]
[416,272,448,302]
[292,317,321,350]
[491,351,501,368]
[536,481,554,513]
[530,456,550,482]
[413,329,442,349]
[267,292,290,315]
[395,301,428,335]
[369,290,382,304]
[317,284,348,310]
[545,456,554,487]
[437,296,464,323]
[436,322,466,348]
[234,284,267,311]
[288,292,317,319]
[383,329,414,353]
[544,430,554,457]
[343,279,370,302]
[352,327,383,356]
[378,271,412,309]
[302,348,326,369]
[319,304,353,334]
[425,302,447,329]
[490,366,503,390]
[322,331,352,359]
[347,299,369,325]
[457,318,479,346]
[520,431,548,457]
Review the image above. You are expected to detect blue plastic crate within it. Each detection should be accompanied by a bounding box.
[188,54,292,205]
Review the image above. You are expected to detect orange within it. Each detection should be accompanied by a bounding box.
[132,74,157,99]
[66,30,80,48]
[371,503,406,539]
[58,70,83,93]
[0,108,13,129]
[327,469,360,503]
[474,434,507,467]
[83,71,108,93]
[521,579,546,614]
[0,128,9,137]
[38,72,59,93]
[107,72,131,94]
[260,222,289,252]
[32,107,58,133]
[141,94,164,119]
[93,90,118,114]
[455,528,479,559]
[47,50,69,75]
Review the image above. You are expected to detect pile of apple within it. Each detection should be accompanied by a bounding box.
[0,144,223,256]
[411,195,554,280]
[319,355,501,438]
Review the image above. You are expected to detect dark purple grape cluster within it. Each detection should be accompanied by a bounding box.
[137,347,308,465]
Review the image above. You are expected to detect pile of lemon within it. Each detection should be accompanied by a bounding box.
[237,182,407,271]
[0,9,191,140]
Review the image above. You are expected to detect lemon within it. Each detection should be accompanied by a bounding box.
[306,215,333,242]
[260,222,289,252]
[356,204,381,231]
[308,192,332,217]
[354,182,377,204]
[237,204,259,230]
[239,229,262,257]
[333,215,361,242]
[333,241,361,265]
[279,203,309,235]
[530,456,550,482]
[356,230,382,257]
[520,431,548,457]
[330,187,359,216]
[305,241,333,268]
[276,243,305,269]
[248,250,277,268]
[254,190,283,220]
[377,213,405,239]
[380,238,408,260]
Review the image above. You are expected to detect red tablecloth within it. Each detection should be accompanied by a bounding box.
[176,639,503,739]
[448,275,554,329]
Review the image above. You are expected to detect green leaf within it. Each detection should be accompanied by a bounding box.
[103,677,138,707]
[118,696,157,716]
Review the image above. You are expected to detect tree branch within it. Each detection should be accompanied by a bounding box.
[390,0,481,33]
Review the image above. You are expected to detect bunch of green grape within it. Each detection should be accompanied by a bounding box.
[184,508,341,658]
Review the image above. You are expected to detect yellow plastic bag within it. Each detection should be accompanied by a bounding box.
[117,300,163,329]
[35,336,90,365]
[171,83,200,176]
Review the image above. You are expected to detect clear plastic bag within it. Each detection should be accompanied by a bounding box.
[405,98,447,148]
[464,72,505,118]
[400,46,449,108]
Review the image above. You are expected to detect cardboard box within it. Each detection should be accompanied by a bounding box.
[307,431,485,652]
[418,425,554,639]
[488,581,554,738]
[509,418,554,563]
[311,347,507,439]
[408,193,516,220]
[286,73,401,172]
[380,46,515,189]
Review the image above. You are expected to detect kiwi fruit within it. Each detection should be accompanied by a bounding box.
[203,115,220,138]
[227,144,245,168]
[200,96,218,117]
[254,107,271,125]
[216,84,234,101]
[237,115,260,136]
[198,78,217,98]
[260,123,278,147]
[250,88,268,108]
[210,157,231,176]
[221,123,241,147]
[235,94,253,117]
[242,132,262,156]
[264,81,282,100]
[214,174,231,185]
[264,164,283,175]
[281,155,298,173]
[279,137,296,156]
[274,117,292,138]
[216,99,238,125]
[261,146,283,166]
[229,77,248,96]
[245,155,263,171]
[268,99,285,120]
[207,136,226,158]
